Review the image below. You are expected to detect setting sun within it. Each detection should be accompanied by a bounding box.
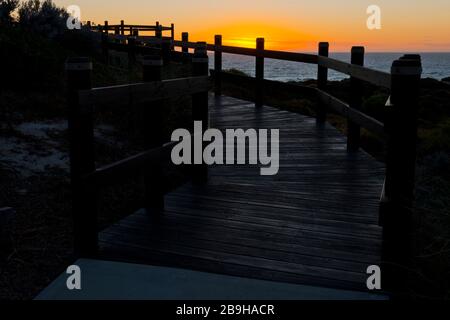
[52,0,450,52]
[192,21,315,50]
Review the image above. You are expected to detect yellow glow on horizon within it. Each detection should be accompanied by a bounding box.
[52,0,450,52]
[191,21,316,51]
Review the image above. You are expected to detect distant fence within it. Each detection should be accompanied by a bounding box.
[81,24,422,293]
[87,20,174,38]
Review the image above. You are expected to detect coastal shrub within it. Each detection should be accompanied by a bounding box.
[362,93,388,122]
[18,0,68,38]
[419,118,450,156]
[0,25,66,91]
[0,0,19,24]
[225,68,249,77]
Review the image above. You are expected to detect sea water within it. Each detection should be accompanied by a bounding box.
[208,52,450,82]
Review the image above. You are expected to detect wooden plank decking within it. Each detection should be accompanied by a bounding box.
[99,95,385,292]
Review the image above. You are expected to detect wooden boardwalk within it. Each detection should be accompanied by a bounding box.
[99,95,385,291]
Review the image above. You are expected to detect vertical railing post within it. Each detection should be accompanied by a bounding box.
[317,42,329,123]
[181,32,189,53]
[214,35,222,97]
[192,42,209,183]
[161,37,172,65]
[170,23,175,49]
[182,32,189,63]
[86,21,91,30]
[143,54,163,82]
[381,54,422,294]
[103,20,108,34]
[114,26,119,35]
[155,24,162,39]
[347,46,365,151]
[255,37,264,107]
[133,29,139,37]
[101,28,109,64]
[127,36,136,69]
[65,57,97,257]
[155,21,160,38]
[120,20,125,35]
[142,54,165,216]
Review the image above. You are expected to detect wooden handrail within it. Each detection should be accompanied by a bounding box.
[172,40,390,87]
[263,49,317,64]
[210,69,385,137]
[91,25,172,31]
[66,53,211,256]
[78,76,211,113]
[317,56,391,88]
[173,40,318,64]
[73,27,424,294]
[316,89,386,138]
[83,131,203,188]
[82,141,177,187]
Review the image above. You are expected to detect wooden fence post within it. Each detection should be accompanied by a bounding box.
[65,57,98,257]
[127,36,136,69]
[142,54,163,81]
[133,29,139,37]
[192,42,209,183]
[182,32,189,53]
[155,25,162,39]
[182,32,189,63]
[161,37,172,65]
[86,21,91,30]
[381,54,422,294]
[0,207,15,261]
[142,54,165,216]
[114,26,119,35]
[317,42,329,123]
[104,20,108,34]
[255,37,264,107]
[347,46,365,151]
[120,20,125,35]
[214,35,222,97]
[101,27,109,64]
[170,23,175,49]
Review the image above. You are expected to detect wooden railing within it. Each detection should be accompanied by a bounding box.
[171,36,422,293]
[86,20,174,38]
[87,21,181,67]
[77,27,423,292]
[65,44,210,257]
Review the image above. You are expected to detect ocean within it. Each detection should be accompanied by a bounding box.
[207,52,450,82]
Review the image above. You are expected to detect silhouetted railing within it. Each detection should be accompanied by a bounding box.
[65,44,210,257]
[78,25,422,293]
[87,20,174,38]
[192,37,421,292]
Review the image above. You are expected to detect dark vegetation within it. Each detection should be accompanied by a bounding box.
[0,0,192,299]
[0,0,449,300]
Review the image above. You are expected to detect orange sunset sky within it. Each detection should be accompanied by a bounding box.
[55,0,450,52]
